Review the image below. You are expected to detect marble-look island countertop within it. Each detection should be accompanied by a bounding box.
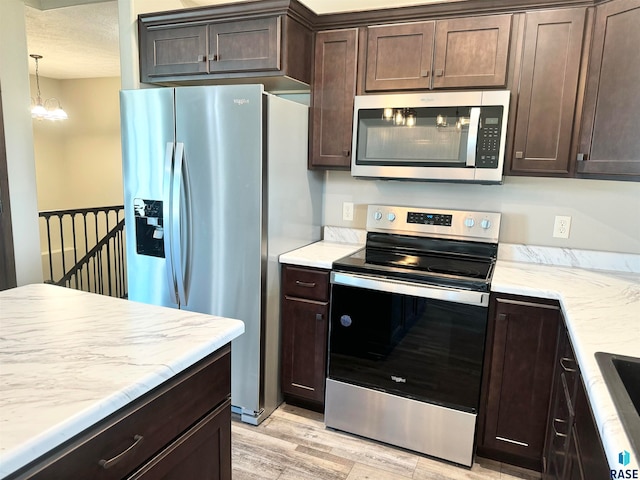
[0,284,245,478]
[492,260,640,470]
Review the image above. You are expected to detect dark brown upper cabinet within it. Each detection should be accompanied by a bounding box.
[138,2,314,90]
[208,17,281,74]
[363,15,511,92]
[577,0,640,180]
[141,24,209,79]
[509,8,586,176]
[309,29,358,169]
[433,14,512,89]
[365,22,434,91]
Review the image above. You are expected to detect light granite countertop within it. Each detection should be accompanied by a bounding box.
[280,234,640,471]
[0,284,245,478]
[279,226,365,269]
[279,241,364,269]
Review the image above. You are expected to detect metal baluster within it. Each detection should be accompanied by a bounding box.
[71,213,79,290]
[104,211,113,296]
[58,215,67,280]
[44,215,54,282]
[93,212,99,293]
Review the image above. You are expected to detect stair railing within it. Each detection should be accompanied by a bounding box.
[38,205,127,298]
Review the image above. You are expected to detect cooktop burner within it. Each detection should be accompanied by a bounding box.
[333,247,495,292]
[332,205,501,292]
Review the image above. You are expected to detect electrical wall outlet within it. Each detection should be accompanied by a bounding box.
[342,202,354,221]
[553,215,571,239]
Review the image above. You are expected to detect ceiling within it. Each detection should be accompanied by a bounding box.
[25,0,445,79]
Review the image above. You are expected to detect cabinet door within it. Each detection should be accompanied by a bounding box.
[572,377,610,480]
[140,25,208,80]
[433,15,511,89]
[510,8,586,176]
[364,22,434,91]
[309,29,358,169]
[281,296,329,405]
[209,17,281,73]
[480,296,560,471]
[577,0,640,178]
[128,400,231,480]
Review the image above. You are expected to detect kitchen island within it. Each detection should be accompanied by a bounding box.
[0,284,244,479]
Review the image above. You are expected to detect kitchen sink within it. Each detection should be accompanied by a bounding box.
[595,352,640,456]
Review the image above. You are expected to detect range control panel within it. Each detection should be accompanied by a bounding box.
[367,204,501,243]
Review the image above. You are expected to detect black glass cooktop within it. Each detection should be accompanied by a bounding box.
[332,233,497,292]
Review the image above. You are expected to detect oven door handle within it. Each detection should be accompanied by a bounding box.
[331,271,489,307]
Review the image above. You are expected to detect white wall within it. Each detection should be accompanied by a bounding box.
[324,172,640,254]
[0,0,44,285]
[32,76,123,210]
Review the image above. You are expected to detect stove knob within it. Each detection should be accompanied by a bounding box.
[464,217,475,228]
[374,211,382,221]
[481,219,492,229]
[387,213,396,222]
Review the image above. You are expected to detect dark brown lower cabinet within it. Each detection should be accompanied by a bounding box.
[129,400,231,480]
[280,265,330,410]
[8,345,232,480]
[478,294,561,471]
[543,326,609,480]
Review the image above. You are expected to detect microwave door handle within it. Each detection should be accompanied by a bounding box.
[466,107,481,167]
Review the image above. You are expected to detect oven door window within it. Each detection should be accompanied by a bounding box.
[329,283,487,413]
[354,106,474,167]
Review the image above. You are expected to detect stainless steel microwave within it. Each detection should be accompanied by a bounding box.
[351,90,510,184]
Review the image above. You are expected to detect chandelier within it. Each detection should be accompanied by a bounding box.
[30,54,68,121]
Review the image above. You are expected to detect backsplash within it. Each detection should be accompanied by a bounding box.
[323,226,366,245]
[498,244,640,274]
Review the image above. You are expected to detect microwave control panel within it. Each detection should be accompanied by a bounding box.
[476,106,504,169]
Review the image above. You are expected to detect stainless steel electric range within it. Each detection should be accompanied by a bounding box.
[325,204,501,467]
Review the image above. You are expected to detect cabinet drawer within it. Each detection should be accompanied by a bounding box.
[12,345,231,480]
[282,265,329,301]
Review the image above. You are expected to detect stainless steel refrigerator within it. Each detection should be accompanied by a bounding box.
[120,84,323,424]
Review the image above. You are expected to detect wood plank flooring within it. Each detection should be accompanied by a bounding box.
[232,403,541,480]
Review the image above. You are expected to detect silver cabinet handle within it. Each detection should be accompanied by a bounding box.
[435,69,444,77]
[315,313,323,321]
[552,418,568,438]
[197,54,207,62]
[99,434,143,469]
[560,357,577,373]
[295,280,316,288]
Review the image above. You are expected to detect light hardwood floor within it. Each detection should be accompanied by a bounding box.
[231,403,541,480]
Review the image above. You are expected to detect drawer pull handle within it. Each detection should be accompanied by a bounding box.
[552,418,567,438]
[295,281,316,288]
[99,434,144,469]
[560,357,577,373]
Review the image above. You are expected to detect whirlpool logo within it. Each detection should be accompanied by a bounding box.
[611,450,638,479]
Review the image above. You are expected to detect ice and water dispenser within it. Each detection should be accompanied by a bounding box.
[134,198,165,258]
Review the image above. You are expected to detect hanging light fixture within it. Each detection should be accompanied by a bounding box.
[29,54,68,121]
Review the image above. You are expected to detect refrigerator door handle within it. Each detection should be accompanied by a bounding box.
[163,142,178,304]
[172,142,187,306]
